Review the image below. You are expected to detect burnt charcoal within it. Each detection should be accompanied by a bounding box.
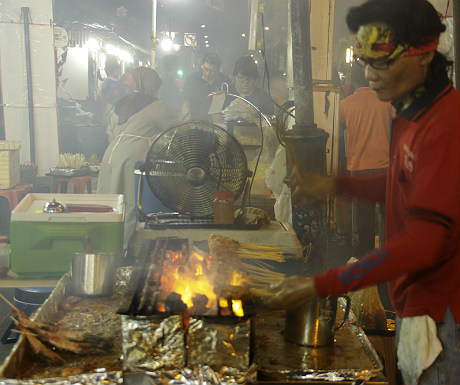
[165,292,187,313]
[190,294,209,315]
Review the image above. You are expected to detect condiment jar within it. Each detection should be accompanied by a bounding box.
[213,191,235,224]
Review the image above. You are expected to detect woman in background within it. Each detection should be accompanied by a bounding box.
[97,67,176,253]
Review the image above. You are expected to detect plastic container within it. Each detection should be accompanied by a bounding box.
[134,160,172,219]
[10,193,124,278]
[213,191,235,224]
[0,141,21,189]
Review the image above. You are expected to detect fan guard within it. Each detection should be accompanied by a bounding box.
[144,121,249,217]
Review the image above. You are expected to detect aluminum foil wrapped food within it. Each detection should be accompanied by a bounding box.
[187,317,250,371]
[122,314,186,371]
[0,369,122,385]
[127,365,257,385]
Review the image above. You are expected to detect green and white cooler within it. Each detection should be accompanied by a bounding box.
[10,193,124,278]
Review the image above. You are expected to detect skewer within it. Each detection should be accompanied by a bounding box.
[11,328,37,336]
[0,292,15,308]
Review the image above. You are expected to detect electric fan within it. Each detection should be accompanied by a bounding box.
[143,121,249,217]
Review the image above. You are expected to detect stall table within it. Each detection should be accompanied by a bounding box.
[0,267,388,384]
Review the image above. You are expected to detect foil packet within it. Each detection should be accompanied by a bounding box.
[0,369,122,385]
[125,365,257,385]
[122,314,186,371]
[187,317,250,371]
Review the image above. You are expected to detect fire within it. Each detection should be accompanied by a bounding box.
[232,300,244,317]
[156,249,248,316]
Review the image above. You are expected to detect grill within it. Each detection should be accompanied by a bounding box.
[119,237,254,374]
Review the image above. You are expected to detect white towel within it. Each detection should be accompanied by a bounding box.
[397,315,442,384]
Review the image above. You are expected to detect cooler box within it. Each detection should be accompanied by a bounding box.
[10,193,124,278]
[134,160,172,219]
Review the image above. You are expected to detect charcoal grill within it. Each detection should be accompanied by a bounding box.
[118,236,253,373]
[120,237,256,318]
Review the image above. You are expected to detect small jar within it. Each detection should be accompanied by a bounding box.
[213,191,235,224]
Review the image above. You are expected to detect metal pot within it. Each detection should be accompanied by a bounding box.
[284,295,351,347]
[71,253,119,296]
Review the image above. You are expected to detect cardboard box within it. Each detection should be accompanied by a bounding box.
[0,141,21,189]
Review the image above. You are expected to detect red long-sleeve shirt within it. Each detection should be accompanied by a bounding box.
[315,78,460,323]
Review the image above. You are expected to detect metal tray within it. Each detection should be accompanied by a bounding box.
[47,167,90,177]
[252,309,384,383]
[0,269,132,384]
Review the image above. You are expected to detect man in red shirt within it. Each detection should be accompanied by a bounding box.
[266,0,460,383]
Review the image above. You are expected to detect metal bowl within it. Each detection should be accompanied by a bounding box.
[43,199,67,213]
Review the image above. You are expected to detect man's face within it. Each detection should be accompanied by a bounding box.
[354,23,433,106]
[365,54,431,105]
[235,73,257,97]
[201,62,219,85]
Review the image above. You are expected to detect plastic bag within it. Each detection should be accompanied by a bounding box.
[265,145,292,224]
[222,99,258,123]
[346,257,388,330]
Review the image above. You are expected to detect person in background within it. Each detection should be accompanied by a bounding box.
[120,66,134,96]
[100,59,126,126]
[222,55,275,117]
[341,64,393,255]
[97,67,176,254]
[158,54,183,118]
[181,53,231,121]
[265,1,460,384]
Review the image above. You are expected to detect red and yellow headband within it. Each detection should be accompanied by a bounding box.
[354,25,439,61]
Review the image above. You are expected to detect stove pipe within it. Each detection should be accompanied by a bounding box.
[284,125,330,276]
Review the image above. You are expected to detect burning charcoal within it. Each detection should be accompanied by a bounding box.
[165,292,187,313]
[190,294,209,315]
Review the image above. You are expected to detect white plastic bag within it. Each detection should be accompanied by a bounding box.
[265,145,292,223]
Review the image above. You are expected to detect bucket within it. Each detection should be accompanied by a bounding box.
[71,253,119,296]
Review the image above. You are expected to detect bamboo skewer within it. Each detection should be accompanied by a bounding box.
[11,328,37,336]
[0,292,15,308]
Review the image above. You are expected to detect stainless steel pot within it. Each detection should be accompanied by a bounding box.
[284,295,351,347]
[71,253,119,296]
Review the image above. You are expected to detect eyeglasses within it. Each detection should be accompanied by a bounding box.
[354,56,396,71]
[235,74,255,83]
[202,66,218,74]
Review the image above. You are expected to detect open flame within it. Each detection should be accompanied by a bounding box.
[156,249,248,316]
